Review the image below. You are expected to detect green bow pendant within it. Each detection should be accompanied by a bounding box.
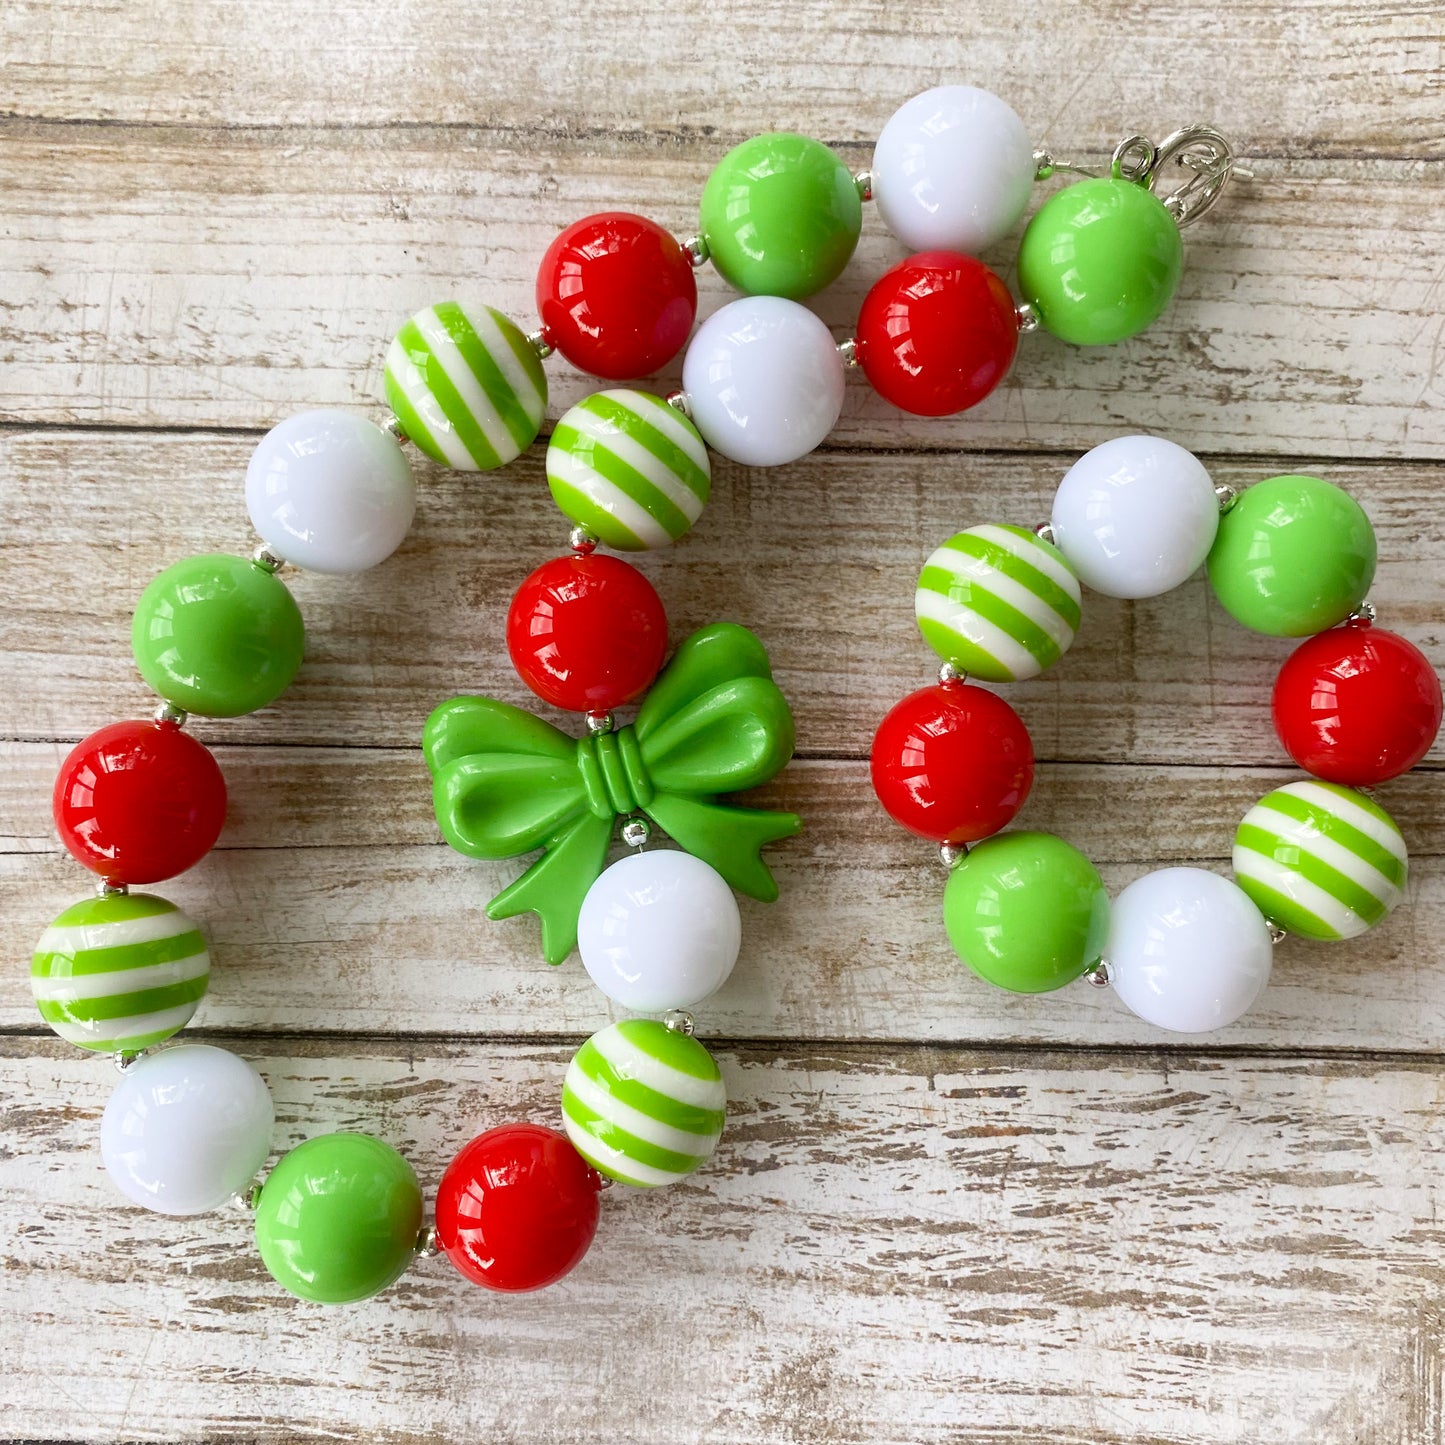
[423,622,802,964]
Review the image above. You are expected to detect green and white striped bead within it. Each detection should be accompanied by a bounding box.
[561,1019,726,1188]
[32,893,210,1052]
[914,524,1082,682]
[547,389,711,550]
[1232,780,1408,941]
[384,302,547,471]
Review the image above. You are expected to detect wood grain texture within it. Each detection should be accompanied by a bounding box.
[5,1037,1445,1445]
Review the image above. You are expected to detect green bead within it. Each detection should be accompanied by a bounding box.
[132,553,305,717]
[699,132,862,300]
[254,1133,422,1304]
[1016,177,1183,345]
[943,831,1109,994]
[1207,475,1377,636]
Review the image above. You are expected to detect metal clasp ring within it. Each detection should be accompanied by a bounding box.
[1113,124,1243,228]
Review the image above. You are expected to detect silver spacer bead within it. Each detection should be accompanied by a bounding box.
[414,1224,440,1257]
[112,1046,147,1073]
[621,817,651,849]
[837,337,859,369]
[153,700,188,727]
[585,710,615,736]
[939,842,968,871]
[853,169,874,202]
[251,542,286,574]
[526,328,554,360]
[1084,959,1113,989]
[596,1174,614,1190]
[681,234,710,267]
[1034,522,1057,547]
[665,390,693,419]
[938,661,966,686]
[97,877,129,899]
[1348,601,1378,627]
[1267,922,1288,946]
[568,526,598,556]
[1015,302,1040,334]
[663,1009,696,1036]
[379,413,409,445]
[1032,148,1055,181]
[231,1181,263,1211]
[1214,482,1239,514]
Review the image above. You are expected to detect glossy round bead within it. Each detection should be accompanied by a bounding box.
[870,682,1034,845]
[254,1133,422,1304]
[244,409,415,574]
[871,85,1035,254]
[855,251,1018,416]
[384,302,547,470]
[546,389,711,550]
[1207,474,1377,636]
[435,1124,601,1293]
[536,212,697,379]
[132,554,305,717]
[1273,624,1443,784]
[943,831,1109,993]
[1106,867,1273,1033]
[1233,781,1408,942]
[577,851,741,1012]
[915,524,1081,682]
[562,1019,726,1188]
[699,132,862,300]
[680,296,845,467]
[32,892,209,1053]
[101,1044,272,1215]
[53,720,227,883]
[1017,177,1183,346]
[1050,435,1219,598]
[506,553,668,712]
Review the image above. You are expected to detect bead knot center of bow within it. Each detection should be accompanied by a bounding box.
[575,726,654,819]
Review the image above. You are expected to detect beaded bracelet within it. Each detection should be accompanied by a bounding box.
[31,82,1261,1306]
[870,435,1443,1030]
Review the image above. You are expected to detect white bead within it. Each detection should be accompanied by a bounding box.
[1050,435,1219,599]
[872,85,1036,254]
[1106,867,1273,1033]
[101,1044,273,1215]
[578,851,741,1012]
[681,297,845,467]
[245,409,415,574]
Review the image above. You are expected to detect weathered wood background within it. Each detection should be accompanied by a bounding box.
[2,2,1443,1441]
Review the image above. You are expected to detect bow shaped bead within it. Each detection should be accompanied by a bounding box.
[423,622,802,964]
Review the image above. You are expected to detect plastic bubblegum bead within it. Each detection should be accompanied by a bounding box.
[254,1133,423,1304]
[680,296,845,466]
[435,1124,601,1292]
[101,1044,273,1215]
[562,1019,726,1188]
[132,553,305,717]
[245,409,415,574]
[1232,780,1407,942]
[1106,867,1273,1033]
[505,553,668,712]
[1272,622,1443,785]
[32,891,209,1053]
[699,132,862,300]
[1207,474,1376,636]
[870,681,1034,845]
[53,720,227,883]
[915,524,1081,682]
[1050,435,1219,599]
[871,85,1036,255]
[546,389,711,550]
[943,831,1109,993]
[855,251,1019,416]
[536,212,697,380]
[577,851,741,1012]
[1017,176,1183,345]
[384,302,547,470]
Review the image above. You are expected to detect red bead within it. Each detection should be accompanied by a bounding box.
[1272,622,1442,785]
[435,1124,601,1292]
[855,251,1019,417]
[536,212,698,380]
[870,681,1034,844]
[53,720,227,884]
[507,554,668,712]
